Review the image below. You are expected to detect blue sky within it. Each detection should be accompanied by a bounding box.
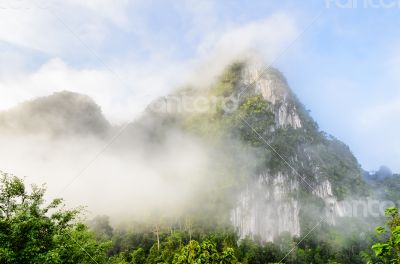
[0,0,399,172]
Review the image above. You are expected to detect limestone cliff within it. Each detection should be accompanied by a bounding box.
[228,63,365,241]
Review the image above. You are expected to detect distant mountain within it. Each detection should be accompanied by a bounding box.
[364,166,393,181]
[0,91,111,137]
[364,166,400,203]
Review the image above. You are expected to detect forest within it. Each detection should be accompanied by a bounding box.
[1,171,399,263]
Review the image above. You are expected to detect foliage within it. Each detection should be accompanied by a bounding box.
[208,62,244,97]
[0,172,110,264]
[102,217,384,264]
[0,169,385,264]
[228,95,275,147]
[106,226,239,264]
[237,238,282,263]
[173,240,236,264]
[371,207,400,263]
[89,215,113,240]
[309,137,369,200]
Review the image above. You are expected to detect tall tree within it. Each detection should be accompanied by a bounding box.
[371,207,400,263]
[0,171,110,263]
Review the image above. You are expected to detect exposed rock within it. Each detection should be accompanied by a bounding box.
[230,62,359,241]
[242,65,302,129]
[231,172,301,241]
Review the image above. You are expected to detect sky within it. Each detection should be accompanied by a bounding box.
[0,0,399,172]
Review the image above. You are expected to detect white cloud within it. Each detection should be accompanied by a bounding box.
[188,13,299,88]
[197,13,298,61]
[63,0,131,28]
[0,0,132,55]
[0,8,65,53]
[0,57,190,123]
[0,7,299,123]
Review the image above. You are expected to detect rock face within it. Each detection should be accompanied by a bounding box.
[242,64,302,129]
[231,172,301,241]
[230,64,353,241]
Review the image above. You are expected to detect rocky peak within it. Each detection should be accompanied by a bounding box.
[240,63,302,129]
[227,61,366,242]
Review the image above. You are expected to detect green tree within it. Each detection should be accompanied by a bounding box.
[173,239,237,264]
[131,248,146,264]
[90,215,113,240]
[0,171,110,263]
[371,207,400,263]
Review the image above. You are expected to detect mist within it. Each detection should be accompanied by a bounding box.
[0,74,261,225]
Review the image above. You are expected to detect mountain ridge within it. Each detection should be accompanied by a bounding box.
[0,61,371,241]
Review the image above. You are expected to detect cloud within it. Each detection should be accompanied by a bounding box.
[184,13,299,88]
[0,0,132,55]
[0,57,191,123]
[0,8,65,53]
[197,13,298,61]
[63,0,132,28]
[0,5,299,123]
[0,2,303,218]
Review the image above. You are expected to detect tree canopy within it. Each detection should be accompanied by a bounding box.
[0,171,110,264]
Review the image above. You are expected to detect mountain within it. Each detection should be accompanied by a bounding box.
[364,167,400,203]
[0,60,370,242]
[140,61,369,241]
[0,91,111,137]
[224,63,368,241]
